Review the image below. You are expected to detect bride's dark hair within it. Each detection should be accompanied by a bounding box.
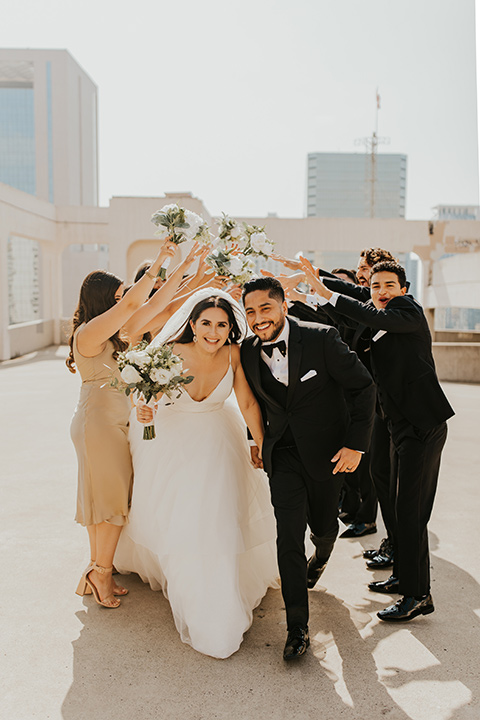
[66,270,128,373]
[174,296,242,344]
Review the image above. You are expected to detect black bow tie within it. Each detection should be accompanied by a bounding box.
[262,340,287,358]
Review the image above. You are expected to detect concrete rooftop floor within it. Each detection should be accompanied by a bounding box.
[1,346,479,720]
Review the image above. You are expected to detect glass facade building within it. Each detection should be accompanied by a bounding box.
[0,61,36,195]
[306,152,407,218]
[0,50,98,206]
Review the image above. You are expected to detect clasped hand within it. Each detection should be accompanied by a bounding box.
[136,402,155,424]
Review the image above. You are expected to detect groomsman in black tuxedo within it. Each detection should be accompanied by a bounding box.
[300,258,454,622]
[241,277,376,660]
[273,248,398,560]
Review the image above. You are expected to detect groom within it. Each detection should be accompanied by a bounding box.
[241,277,376,660]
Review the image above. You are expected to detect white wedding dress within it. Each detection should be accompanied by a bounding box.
[115,360,279,659]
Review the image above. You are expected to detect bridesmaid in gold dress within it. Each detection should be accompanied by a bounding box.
[68,240,199,608]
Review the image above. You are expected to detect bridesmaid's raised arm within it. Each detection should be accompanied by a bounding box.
[76,241,175,357]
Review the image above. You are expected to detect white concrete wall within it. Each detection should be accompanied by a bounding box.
[1,183,480,366]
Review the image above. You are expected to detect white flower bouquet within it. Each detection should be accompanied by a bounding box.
[112,341,193,439]
[205,247,256,286]
[216,213,246,251]
[151,204,209,279]
[242,224,274,259]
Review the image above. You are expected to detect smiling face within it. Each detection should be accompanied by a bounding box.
[243,289,287,342]
[370,271,406,309]
[190,307,231,352]
[356,257,372,287]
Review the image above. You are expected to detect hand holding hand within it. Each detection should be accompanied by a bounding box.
[250,445,264,469]
[331,447,362,475]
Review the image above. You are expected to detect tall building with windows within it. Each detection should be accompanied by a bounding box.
[0,48,98,205]
[306,152,407,218]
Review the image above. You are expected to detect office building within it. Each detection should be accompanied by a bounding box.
[0,48,98,205]
[306,152,407,218]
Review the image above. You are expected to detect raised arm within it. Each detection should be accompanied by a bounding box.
[124,242,202,338]
[300,257,422,333]
[76,241,176,357]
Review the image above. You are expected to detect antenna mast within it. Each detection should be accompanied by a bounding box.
[355,88,389,217]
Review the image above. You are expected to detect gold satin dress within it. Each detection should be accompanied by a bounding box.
[70,331,133,527]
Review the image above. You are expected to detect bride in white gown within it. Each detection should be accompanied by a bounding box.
[115,288,279,659]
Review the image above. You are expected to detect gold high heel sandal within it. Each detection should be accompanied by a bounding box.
[76,563,128,596]
[76,563,93,596]
[78,563,121,608]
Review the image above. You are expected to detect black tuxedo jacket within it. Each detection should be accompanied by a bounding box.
[240,317,376,480]
[329,294,455,430]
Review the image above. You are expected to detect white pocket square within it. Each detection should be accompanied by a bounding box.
[300,369,317,382]
[372,330,387,342]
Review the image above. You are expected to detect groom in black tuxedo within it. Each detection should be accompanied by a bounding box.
[241,277,376,660]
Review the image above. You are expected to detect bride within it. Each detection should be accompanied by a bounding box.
[115,288,279,658]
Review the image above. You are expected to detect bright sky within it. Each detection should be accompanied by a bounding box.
[1,0,478,219]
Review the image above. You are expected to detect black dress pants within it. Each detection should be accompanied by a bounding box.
[370,414,395,538]
[389,419,448,597]
[268,446,344,630]
[341,448,378,524]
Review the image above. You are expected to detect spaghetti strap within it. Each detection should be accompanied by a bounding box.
[228,342,232,367]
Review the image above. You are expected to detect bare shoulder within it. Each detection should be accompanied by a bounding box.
[230,342,242,368]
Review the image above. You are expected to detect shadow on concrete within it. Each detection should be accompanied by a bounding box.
[61,531,479,719]
[0,345,67,370]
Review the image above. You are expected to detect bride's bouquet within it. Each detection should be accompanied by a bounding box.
[112,341,193,439]
[151,204,210,279]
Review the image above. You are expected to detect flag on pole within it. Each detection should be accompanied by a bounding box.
[376,90,381,109]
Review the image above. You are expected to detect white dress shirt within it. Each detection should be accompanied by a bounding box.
[261,320,290,386]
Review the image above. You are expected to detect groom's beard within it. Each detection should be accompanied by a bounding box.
[252,316,285,343]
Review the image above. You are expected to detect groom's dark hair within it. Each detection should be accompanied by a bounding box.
[242,277,285,304]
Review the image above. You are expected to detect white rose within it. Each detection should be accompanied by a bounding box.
[151,367,175,385]
[120,365,142,384]
[160,203,179,214]
[151,204,179,226]
[125,350,150,367]
[249,231,271,254]
[227,255,244,275]
[182,210,204,240]
[229,224,242,239]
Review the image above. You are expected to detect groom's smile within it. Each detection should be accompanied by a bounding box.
[243,289,288,343]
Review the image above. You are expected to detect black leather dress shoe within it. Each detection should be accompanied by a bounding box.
[338,511,356,524]
[283,626,310,660]
[366,555,394,569]
[377,594,434,622]
[306,556,328,589]
[340,522,377,538]
[368,575,399,594]
[363,537,392,559]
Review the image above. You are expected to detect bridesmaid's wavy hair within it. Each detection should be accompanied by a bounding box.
[66,270,128,373]
[174,296,242,345]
